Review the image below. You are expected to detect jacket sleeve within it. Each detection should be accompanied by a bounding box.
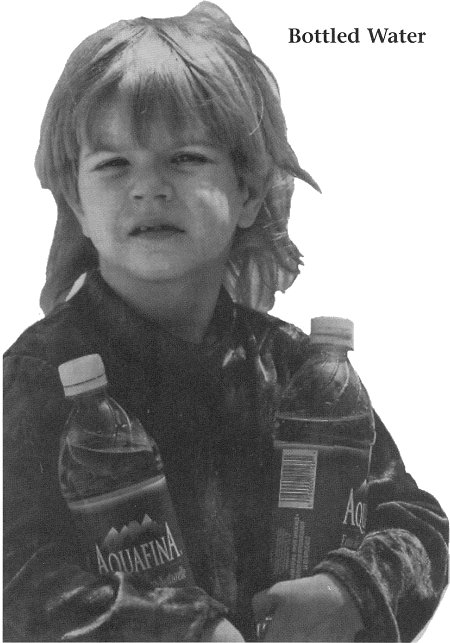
[313,411,449,642]
[3,354,227,642]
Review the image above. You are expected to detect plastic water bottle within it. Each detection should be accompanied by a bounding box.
[58,353,194,587]
[271,317,376,581]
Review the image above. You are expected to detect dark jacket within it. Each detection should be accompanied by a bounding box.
[3,271,448,641]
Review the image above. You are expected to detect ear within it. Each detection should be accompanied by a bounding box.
[67,197,91,238]
[237,179,268,230]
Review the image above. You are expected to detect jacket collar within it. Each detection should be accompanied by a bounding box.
[80,270,241,376]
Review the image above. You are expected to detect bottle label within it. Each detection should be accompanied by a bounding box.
[68,475,194,587]
[278,447,318,509]
[340,484,369,549]
[272,441,370,580]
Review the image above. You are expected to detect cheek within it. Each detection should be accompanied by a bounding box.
[188,186,243,237]
[79,184,110,213]
[78,170,129,209]
[78,182,126,230]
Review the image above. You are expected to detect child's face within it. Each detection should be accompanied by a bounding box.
[74,99,260,291]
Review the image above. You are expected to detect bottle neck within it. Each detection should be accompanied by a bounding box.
[311,342,350,357]
[66,386,108,405]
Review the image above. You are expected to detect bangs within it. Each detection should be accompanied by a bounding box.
[75,22,269,176]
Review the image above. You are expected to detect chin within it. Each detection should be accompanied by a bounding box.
[130,264,193,282]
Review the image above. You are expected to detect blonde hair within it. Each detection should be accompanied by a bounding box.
[36,1,319,314]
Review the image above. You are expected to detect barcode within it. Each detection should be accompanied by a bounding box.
[278,448,318,509]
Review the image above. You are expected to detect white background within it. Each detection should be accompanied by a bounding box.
[2,1,448,639]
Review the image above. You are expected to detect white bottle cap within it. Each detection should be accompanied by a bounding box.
[58,354,108,397]
[310,317,354,350]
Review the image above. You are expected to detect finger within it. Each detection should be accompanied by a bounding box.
[255,616,273,641]
[200,618,244,642]
[258,612,294,643]
[252,588,277,622]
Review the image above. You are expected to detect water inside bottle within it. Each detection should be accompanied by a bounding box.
[60,443,163,500]
[276,413,375,448]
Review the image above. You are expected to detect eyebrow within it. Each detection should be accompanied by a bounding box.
[177,138,219,148]
[81,133,222,159]
[81,145,120,159]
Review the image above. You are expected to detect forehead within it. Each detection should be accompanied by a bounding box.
[81,97,219,152]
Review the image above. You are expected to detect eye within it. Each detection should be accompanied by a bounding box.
[95,157,130,170]
[171,152,210,166]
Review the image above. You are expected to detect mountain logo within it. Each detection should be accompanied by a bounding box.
[94,520,183,575]
[102,514,164,551]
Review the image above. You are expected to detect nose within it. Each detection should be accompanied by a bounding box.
[131,167,173,203]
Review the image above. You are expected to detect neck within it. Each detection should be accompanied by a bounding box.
[99,266,225,344]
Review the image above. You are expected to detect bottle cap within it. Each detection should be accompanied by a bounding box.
[310,317,354,349]
[58,354,108,397]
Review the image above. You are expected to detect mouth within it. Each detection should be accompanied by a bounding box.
[129,224,183,237]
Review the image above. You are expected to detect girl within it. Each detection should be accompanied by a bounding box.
[3,3,447,641]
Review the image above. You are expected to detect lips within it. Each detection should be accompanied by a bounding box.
[129,224,183,236]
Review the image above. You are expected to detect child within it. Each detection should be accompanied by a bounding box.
[3,2,447,641]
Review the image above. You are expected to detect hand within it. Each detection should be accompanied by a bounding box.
[252,573,364,642]
[200,617,244,642]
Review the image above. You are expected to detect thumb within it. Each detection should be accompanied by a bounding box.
[252,587,278,622]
